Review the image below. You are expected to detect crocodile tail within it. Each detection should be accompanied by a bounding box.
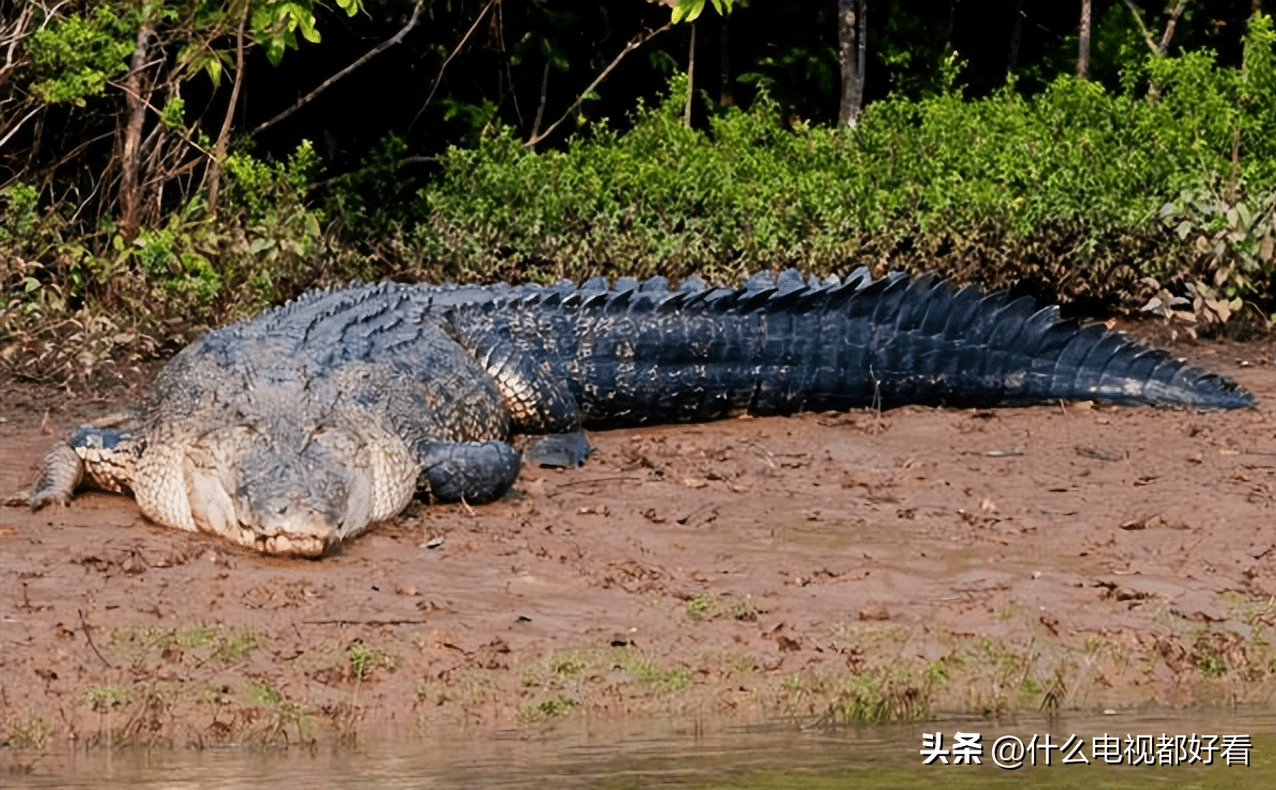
[829,271,1254,411]
[539,269,1252,426]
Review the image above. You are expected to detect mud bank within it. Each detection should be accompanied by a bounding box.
[1,330,1273,756]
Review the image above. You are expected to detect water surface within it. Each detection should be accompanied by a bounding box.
[6,709,1274,789]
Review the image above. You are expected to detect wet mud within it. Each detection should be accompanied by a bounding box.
[1,328,1274,752]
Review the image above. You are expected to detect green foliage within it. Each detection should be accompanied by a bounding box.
[346,641,401,680]
[406,16,1276,312]
[124,225,222,305]
[0,184,40,243]
[28,6,136,105]
[1,141,330,360]
[251,0,364,66]
[5,9,1276,369]
[224,139,318,225]
[671,0,735,25]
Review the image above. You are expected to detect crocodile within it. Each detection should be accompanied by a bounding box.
[23,268,1254,557]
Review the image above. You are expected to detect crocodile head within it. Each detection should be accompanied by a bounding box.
[133,418,419,557]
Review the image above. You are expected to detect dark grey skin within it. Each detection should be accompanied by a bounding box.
[25,269,1253,557]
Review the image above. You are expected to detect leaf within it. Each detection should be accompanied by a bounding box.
[266,37,286,67]
[671,0,705,25]
[298,13,321,44]
[1139,295,1164,314]
[1234,201,1253,229]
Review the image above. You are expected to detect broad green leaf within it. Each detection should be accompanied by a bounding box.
[671,0,705,25]
[299,14,321,44]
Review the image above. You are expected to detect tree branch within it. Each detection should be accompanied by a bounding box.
[529,62,550,141]
[1158,0,1189,54]
[207,10,247,213]
[525,25,670,148]
[1120,0,1159,54]
[1122,0,1188,56]
[251,1,424,137]
[408,0,499,135]
[0,106,41,150]
[684,20,696,126]
[1077,0,1092,78]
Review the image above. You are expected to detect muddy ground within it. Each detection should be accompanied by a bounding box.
[1,328,1274,757]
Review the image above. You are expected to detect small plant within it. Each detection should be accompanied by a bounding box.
[613,649,692,692]
[684,592,766,622]
[212,630,262,662]
[549,656,586,677]
[347,641,401,680]
[536,695,577,717]
[685,594,713,621]
[837,666,932,723]
[6,714,51,752]
[81,685,128,712]
[1196,647,1228,677]
[1040,667,1068,713]
[247,681,315,748]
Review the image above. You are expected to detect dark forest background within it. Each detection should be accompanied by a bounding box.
[1,1,1273,374]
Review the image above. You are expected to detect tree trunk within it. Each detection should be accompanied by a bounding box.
[1007,0,1025,75]
[838,0,866,127]
[1077,0,1091,79]
[719,12,733,105]
[684,21,696,126]
[118,24,154,240]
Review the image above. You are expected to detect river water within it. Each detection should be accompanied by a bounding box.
[6,708,1275,789]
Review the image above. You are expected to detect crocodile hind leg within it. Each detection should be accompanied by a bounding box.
[467,339,592,468]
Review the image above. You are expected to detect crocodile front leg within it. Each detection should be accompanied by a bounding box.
[28,441,84,508]
[415,439,522,503]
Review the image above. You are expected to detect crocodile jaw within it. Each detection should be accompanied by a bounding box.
[133,425,418,558]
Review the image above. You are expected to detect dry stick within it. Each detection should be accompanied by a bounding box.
[78,608,113,669]
[529,61,551,141]
[207,11,247,213]
[525,25,671,149]
[106,73,213,160]
[684,20,696,127]
[0,4,34,84]
[252,1,425,137]
[407,0,498,135]
[0,106,41,150]
[494,0,522,127]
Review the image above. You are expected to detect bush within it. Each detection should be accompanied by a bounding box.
[407,16,1276,310]
[3,14,1275,373]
